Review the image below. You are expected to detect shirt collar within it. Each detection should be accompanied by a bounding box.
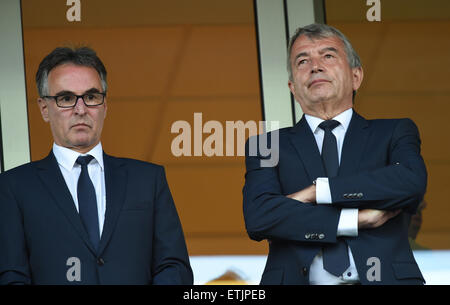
[52,142,104,171]
[305,108,353,134]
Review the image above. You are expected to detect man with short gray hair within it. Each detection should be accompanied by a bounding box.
[0,46,193,285]
[243,24,427,285]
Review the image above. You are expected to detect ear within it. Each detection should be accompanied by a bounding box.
[288,79,296,96]
[37,98,50,122]
[352,66,364,91]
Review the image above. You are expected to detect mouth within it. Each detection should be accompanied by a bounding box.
[71,123,91,129]
[308,79,330,88]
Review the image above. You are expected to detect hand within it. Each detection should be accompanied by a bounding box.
[358,209,401,229]
[287,185,316,203]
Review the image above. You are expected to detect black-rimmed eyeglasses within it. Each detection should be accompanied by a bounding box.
[42,92,106,108]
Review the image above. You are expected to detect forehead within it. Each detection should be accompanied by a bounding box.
[47,64,102,93]
[291,35,345,56]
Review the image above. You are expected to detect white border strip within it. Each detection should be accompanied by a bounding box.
[0,0,30,172]
[255,0,325,128]
[255,0,293,131]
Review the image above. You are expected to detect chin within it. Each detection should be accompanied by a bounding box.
[310,92,337,103]
[70,137,94,149]
[310,96,331,104]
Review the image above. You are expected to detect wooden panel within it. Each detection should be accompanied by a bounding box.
[152,97,262,165]
[102,99,161,160]
[23,27,186,98]
[165,164,246,234]
[186,236,268,255]
[21,0,254,28]
[364,21,450,93]
[326,0,450,22]
[171,25,260,97]
[416,232,450,250]
[420,161,450,231]
[355,94,450,160]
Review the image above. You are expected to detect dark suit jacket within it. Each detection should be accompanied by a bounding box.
[0,152,193,285]
[243,111,427,285]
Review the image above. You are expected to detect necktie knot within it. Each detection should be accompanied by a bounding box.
[319,120,340,131]
[76,155,94,167]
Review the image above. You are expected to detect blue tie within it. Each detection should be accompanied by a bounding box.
[319,120,350,277]
[76,155,100,251]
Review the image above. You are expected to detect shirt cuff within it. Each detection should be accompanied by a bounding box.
[316,177,332,204]
[337,208,358,237]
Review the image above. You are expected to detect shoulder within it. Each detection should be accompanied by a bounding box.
[366,117,415,126]
[365,117,419,134]
[104,155,165,175]
[0,159,42,180]
[246,126,293,143]
[0,159,46,193]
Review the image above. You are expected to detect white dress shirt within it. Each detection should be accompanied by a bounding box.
[52,142,106,237]
[305,108,360,284]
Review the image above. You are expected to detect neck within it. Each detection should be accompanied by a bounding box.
[302,99,352,120]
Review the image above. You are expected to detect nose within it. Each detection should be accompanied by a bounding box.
[310,58,324,74]
[73,96,87,114]
[311,66,324,73]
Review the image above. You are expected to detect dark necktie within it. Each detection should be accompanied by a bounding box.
[76,155,100,251]
[319,120,350,277]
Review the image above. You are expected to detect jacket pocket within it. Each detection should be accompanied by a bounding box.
[260,268,284,285]
[391,262,424,281]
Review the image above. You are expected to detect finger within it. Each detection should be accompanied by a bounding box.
[388,209,401,218]
[376,211,394,227]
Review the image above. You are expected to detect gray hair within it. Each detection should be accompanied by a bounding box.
[287,23,362,81]
[36,46,107,97]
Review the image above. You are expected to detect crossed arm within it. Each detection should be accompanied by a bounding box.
[287,184,402,230]
[243,119,427,242]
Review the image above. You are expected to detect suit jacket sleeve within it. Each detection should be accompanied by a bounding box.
[151,166,193,285]
[0,172,32,284]
[243,133,341,244]
[329,118,427,213]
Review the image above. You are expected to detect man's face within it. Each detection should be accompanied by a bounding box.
[38,64,107,153]
[288,35,363,113]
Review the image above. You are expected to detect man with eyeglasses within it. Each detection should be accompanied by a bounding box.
[0,47,193,285]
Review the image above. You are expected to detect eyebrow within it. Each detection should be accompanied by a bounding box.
[294,47,339,62]
[319,47,339,55]
[54,88,101,96]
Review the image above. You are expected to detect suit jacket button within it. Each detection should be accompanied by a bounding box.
[357,193,363,198]
[343,194,348,199]
[319,234,325,240]
[97,258,105,266]
[302,267,308,276]
[305,233,311,239]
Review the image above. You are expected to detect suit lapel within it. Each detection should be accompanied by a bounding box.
[339,111,370,176]
[97,153,127,256]
[35,152,97,254]
[288,115,326,181]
